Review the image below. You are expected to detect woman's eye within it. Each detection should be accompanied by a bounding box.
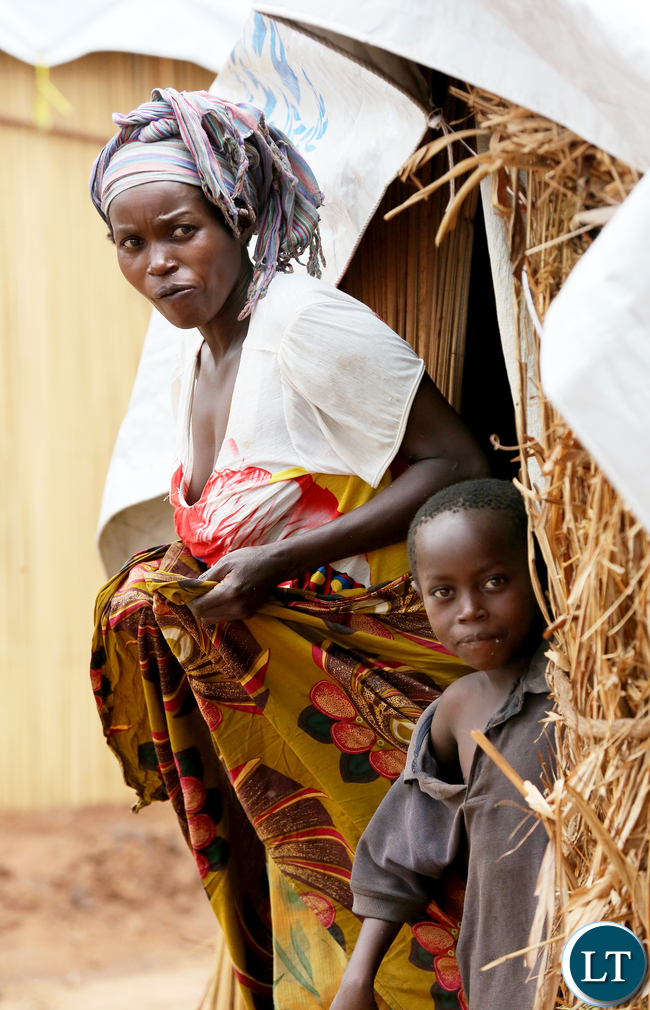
[121,236,142,249]
[171,224,195,238]
[431,587,453,599]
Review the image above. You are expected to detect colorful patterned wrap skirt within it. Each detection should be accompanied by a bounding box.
[91,540,471,1010]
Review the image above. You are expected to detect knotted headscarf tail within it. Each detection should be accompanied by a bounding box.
[89,88,325,318]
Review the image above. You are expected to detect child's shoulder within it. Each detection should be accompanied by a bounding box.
[436,670,484,711]
[428,672,485,773]
[430,671,485,746]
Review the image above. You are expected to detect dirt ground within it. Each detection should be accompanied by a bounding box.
[0,802,219,1009]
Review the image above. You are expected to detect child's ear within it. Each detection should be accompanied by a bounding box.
[412,578,422,598]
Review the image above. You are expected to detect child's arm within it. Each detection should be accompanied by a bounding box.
[339,703,466,1009]
[429,681,466,782]
[331,918,402,1010]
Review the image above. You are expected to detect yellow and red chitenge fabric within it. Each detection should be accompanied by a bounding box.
[91,540,470,1010]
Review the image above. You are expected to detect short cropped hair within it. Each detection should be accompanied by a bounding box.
[407,478,528,576]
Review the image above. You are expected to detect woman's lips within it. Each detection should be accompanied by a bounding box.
[158,285,195,300]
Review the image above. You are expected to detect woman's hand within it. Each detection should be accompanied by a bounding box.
[189,375,489,625]
[188,545,286,624]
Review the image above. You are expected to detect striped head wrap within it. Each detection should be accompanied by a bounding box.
[89,88,324,317]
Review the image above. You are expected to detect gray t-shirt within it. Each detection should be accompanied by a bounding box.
[351,646,554,1010]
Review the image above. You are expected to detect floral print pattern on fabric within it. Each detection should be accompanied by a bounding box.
[91,540,469,1010]
[408,874,468,1010]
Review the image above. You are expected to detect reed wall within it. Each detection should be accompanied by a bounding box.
[340,91,478,411]
[0,51,213,808]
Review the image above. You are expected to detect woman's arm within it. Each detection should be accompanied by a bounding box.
[330,918,403,1010]
[190,373,488,622]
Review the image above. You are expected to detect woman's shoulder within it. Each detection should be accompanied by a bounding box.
[265,271,361,308]
[248,273,424,490]
[247,271,377,351]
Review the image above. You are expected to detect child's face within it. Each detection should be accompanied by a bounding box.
[412,509,539,671]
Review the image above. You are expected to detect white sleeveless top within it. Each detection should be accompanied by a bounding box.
[170,273,424,579]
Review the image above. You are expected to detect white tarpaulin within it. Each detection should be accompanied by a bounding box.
[96,12,428,571]
[541,172,650,532]
[257,0,650,171]
[254,0,650,532]
[0,0,251,73]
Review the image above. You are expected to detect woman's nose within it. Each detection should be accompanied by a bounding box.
[147,244,177,276]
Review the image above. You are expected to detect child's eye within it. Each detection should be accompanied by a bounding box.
[485,575,506,589]
[431,586,454,599]
[171,224,196,238]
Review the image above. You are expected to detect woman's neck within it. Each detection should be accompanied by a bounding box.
[199,253,254,362]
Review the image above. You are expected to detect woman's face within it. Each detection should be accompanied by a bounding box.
[109,181,245,329]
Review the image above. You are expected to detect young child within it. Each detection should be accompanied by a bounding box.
[332,478,553,1010]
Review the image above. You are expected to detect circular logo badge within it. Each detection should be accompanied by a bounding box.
[561,922,647,1006]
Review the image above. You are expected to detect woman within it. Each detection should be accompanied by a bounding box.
[90,89,487,1010]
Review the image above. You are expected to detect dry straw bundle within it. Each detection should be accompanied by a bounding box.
[391,88,646,1007]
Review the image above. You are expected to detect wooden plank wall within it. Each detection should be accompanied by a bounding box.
[0,51,213,808]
